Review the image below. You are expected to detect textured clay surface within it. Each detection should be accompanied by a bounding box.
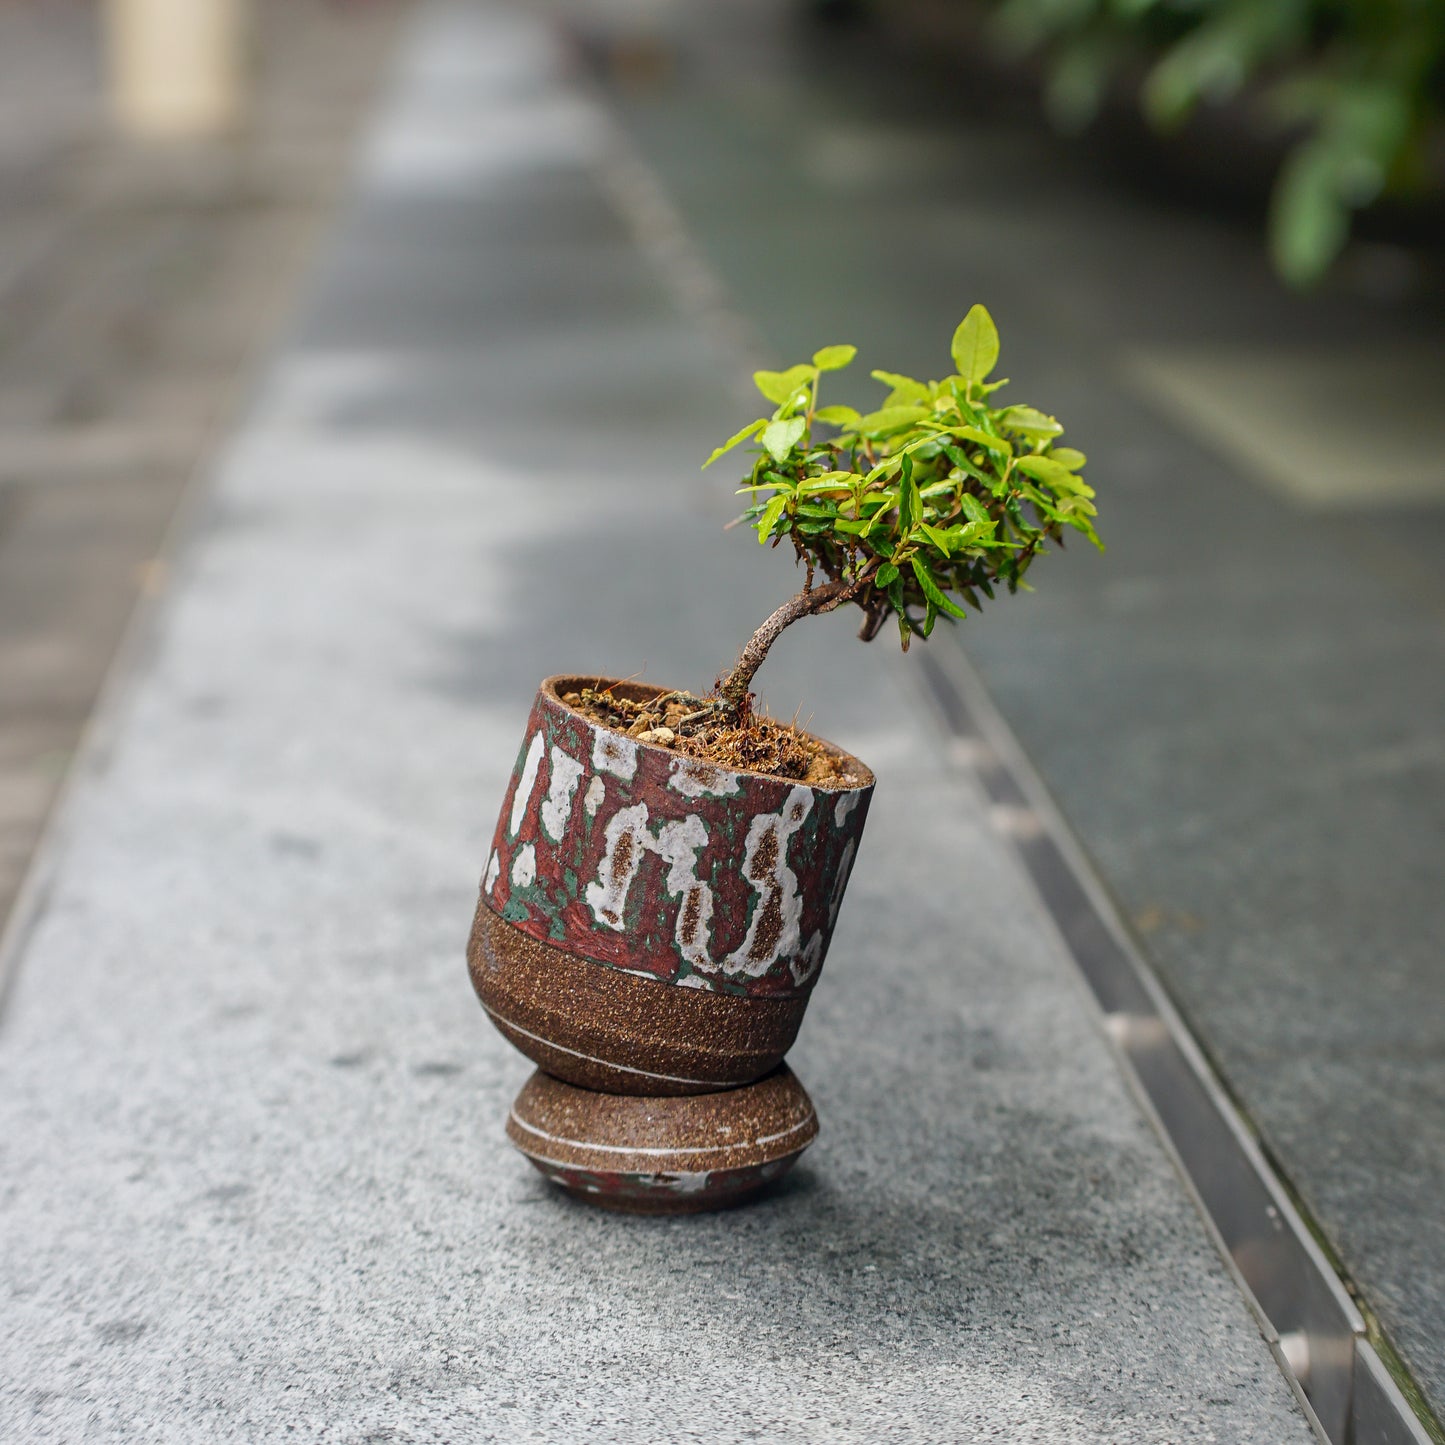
[468,901,808,1092]
[507,1066,818,1213]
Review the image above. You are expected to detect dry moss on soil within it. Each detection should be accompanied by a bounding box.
[565,687,860,788]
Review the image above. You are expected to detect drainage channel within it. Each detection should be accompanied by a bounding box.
[916,642,1434,1445]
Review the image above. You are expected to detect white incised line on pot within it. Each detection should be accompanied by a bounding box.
[481,1002,759,1090]
[508,1110,816,1159]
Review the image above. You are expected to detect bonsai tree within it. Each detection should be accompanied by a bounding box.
[471,305,1103,1215]
[694,304,1101,720]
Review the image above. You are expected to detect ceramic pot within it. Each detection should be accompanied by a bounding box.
[468,676,873,1095]
[507,1064,818,1213]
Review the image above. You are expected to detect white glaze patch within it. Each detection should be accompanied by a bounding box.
[833,790,860,827]
[540,746,584,842]
[511,843,536,888]
[582,804,719,951]
[584,803,649,929]
[651,815,715,970]
[658,1171,712,1194]
[482,848,501,895]
[667,758,741,799]
[591,728,638,781]
[721,785,814,978]
[509,732,545,836]
[584,775,606,817]
[790,932,825,989]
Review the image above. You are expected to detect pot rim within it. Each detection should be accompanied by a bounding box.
[541,673,875,793]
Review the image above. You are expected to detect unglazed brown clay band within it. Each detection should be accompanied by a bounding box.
[481,1005,758,1089]
[506,1110,818,1160]
[468,900,810,1095]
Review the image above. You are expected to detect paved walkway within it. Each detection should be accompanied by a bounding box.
[0,4,1313,1440]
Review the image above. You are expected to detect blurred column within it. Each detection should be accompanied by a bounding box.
[104,0,250,138]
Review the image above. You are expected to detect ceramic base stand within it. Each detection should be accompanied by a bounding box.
[506,1065,818,1214]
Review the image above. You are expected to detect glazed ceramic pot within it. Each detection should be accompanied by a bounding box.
[468,676,873,1095]
[507,1064,818,1213]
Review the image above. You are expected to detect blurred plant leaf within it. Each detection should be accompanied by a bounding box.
[951,304,1000,385]
[754,365,816,406]
[813,344,858,371]
[762,416,806,462]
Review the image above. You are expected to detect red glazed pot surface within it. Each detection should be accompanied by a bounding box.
[481,677,873,1001]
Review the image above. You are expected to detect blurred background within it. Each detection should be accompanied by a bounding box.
[0,0,1441,1431]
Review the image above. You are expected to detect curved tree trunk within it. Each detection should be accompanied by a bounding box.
[718,578,863,712]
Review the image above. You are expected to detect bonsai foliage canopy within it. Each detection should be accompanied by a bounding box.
[705,305,1101,710]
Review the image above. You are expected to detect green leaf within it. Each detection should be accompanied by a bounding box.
[812,344,857,371]
[951,304,999,385]
[875,562,899,587]
[761,416,806,463]
[911,557,968,618]
[797,471,855,493]
[944,445,993,487]
[1016,455,1087,492]
[919,522,953,555]
[959,494,992,526]
[1051,447,1087,469]
[702,418,764,469]
[956,425,1011,456]
[753,364,816,407]
[870,370,930,406]
[900,456,922,529]
[814,404,862,427]
[755,493,788,542]
[1270,142,1350,288]
[947,381,982,423]
[857,405,931,436]
[1000,405,1063,439]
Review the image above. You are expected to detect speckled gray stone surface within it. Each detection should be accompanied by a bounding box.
[0,5,1313,1441]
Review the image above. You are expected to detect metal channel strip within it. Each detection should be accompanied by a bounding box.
[917,643,1433,1445]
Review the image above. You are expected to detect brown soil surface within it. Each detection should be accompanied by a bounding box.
[564,686,862,788]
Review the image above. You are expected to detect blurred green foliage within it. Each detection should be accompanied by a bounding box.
[990,0,1445,284]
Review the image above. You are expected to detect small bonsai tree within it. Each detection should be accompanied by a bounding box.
[697,304,1101,720]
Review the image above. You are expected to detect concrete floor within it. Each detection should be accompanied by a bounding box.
[0,4,1317,1439]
